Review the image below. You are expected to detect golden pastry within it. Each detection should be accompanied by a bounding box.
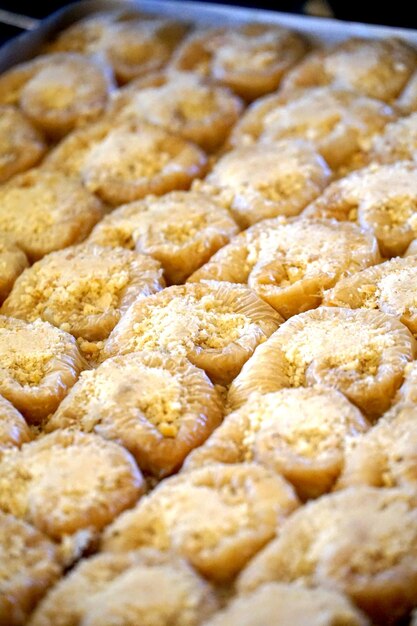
[101,462,299,582]
[304,161,417,257]
[170,23,307,100]
[365,112,417,165]
[396,70,417,112]
[103,282,282,385]
[0,395,31,449]
[237,486,417,624]
[2,243,164,342]
[0,169,103,262]
[0,53,113,138]
[0,513,61,626]
[323,256,417,335]
[281,37,417,102]
[45,120,208,205]
[396,360,417,404]
[88,191,239,284]
[0,316,85,424]
[228,307,416,418]
[0,105,46,183]
[110,72,243,152]
[0,234,28,303]
[189,216,380,319]
[201,582,369,626]
[45,351,223,478]
[231,86,395,172]
[336,403,417,490]
[29,548,217,626]
[199,140,331,228]
[184,386,369,499]
[0,430,143,540]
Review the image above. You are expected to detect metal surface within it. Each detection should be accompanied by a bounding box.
[1,0,417,74]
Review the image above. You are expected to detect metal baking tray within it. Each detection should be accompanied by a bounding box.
[1,0,417,75]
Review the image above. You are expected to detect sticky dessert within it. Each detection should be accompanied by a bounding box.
[189,216,380,319]
[0,316,85,423]
[2,244,164,344]
[0,106,46,183]
[228,307,416,418]
[0,169,103,261]
[304,161,417,257]
[101,462,299,582]
[45,351,223,478]
[0,430,143,540]
[0,234,28,303]
[184,386,369,499]
[365,112,417,165]
[0,395,31,449]
[102,282,282,385]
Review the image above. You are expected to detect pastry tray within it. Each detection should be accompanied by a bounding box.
[1,0,417,75]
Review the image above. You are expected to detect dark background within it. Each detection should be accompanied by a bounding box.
[1,0,416,46]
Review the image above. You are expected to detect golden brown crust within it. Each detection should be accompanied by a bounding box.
[29,548,218,626]
[170,24,307,101]
[0,430,143,540]
[0,395,31,449]
[304,161,417,257]
[2,243,164,342]
[0,316,85,424]
[103,282,282,385]
[184,386,369,499]
[0,168,104,262]
[228,307,416,418]
[281,37,417,102]
[201,140,331,228]
[189,216,380,319]
[237,487,417,624]
[88,191,239,284]
[0,513,62,626]
[202,582,370,626]
[0,234,28,304]
[0,106,46,183]
[101,462,299,582]
[45,351,223,478]
[366,112,417,165]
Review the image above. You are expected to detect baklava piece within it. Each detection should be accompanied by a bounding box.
[29,549,217,626]
[281,37,417,102]
[2,244,164,347]
[45,120,208,205]
[46,351,223,478]
[0,513,62,626]
[324,256,417,335]
[202,582,369,626]
[0,106,46,183]
[238,487,417,624]
[0,395,31,449]
[304,161,417,257]
[103,282,282,385]
[88,191,239,284]
[189,216,379,319]
[0,169,103,262]
[199,140,331,227]
[184,386,368,500]
[0,316,85,424]
[0,234,28,303]
[171,23,307,101]
[101,463,298,583]
[397,360,417,404]
[231,86,395,172]
[0,53,113,138]
[228,307,416,418]
[110,72,243,152]
[366,112,417,165]
[0,430,143,540]
[336,403,417,490]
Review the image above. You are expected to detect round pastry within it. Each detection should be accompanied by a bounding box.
[0,316,85,423]
[228,307,416,418]
[101,462,299,583]
[102,282,282,385]
[365,112,417,165]
[0,105,46,183]
[88,191,239,284]
[0,395,31,449]
[0,430,143,540]
[0,234,28,304]
[189,216,380,319]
